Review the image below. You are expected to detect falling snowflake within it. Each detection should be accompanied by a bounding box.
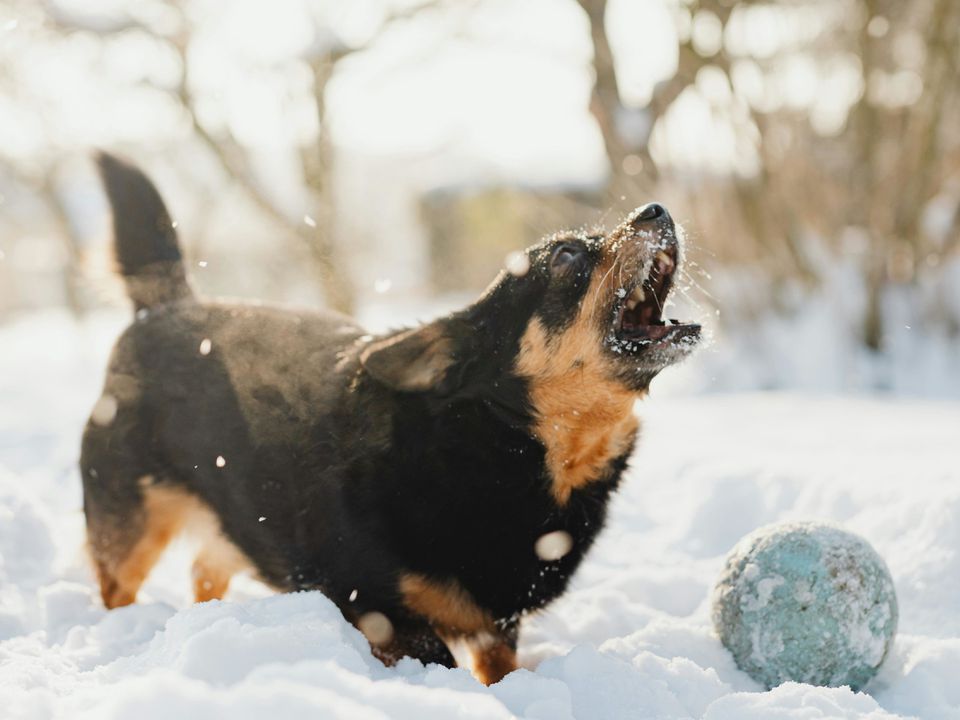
[535,530,574,561]
[357,612,393,646]
[505,251,530,277]
[90,394,118,427]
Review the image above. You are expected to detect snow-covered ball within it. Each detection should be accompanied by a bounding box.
[711,521,898,691]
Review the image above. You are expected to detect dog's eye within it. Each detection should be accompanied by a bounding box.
[550,244,584,272]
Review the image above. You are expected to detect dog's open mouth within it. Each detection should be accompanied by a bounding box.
[613,246,700,349]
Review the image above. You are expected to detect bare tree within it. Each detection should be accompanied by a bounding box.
[579,0,960,348]
[34,0,443,314]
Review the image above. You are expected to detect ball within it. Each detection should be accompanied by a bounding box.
[711,521,898,691]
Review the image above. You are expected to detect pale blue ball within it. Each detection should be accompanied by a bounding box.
[712,521,898,691]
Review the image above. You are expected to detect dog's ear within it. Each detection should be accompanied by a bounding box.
[360,321,462,393]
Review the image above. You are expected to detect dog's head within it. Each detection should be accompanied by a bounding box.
[361,203,700,404]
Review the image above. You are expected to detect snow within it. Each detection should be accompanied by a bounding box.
[1,311,959,719]
[696,259,960,399]
[505,252,531,278]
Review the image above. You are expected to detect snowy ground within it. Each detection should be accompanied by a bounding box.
[1,311,959,719]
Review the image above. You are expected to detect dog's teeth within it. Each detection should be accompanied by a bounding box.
[656,251,675,272]
[624,286,646,311]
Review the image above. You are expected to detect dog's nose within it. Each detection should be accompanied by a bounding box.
[635,203,668,223]
[623,202,674,240]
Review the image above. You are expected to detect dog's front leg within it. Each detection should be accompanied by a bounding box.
[466,622,519,685]
[368,616,457,671]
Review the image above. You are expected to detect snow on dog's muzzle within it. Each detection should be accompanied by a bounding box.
[605,204,701,356]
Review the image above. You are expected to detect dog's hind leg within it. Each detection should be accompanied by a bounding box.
[190,525,252,603]
[191,553,233,603]
[84,475,188,609]
[82,419,189,608]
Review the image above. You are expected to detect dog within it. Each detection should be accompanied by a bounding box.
[81,152,700,685]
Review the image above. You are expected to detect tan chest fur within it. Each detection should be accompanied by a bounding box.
[515,318,640,505]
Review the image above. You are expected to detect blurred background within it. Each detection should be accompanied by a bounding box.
[1,0,959,395]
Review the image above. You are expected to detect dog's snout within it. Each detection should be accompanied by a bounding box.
[634,203,669,224]
[615,203,675,243]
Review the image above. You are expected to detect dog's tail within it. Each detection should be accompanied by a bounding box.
[96,151,194,312]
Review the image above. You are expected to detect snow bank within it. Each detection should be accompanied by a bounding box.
[696,258,960,398]
[1,312,958,719]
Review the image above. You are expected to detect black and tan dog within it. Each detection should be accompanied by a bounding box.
[82,153,700,684]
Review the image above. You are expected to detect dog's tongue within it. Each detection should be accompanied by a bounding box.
[643,325,673,341]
